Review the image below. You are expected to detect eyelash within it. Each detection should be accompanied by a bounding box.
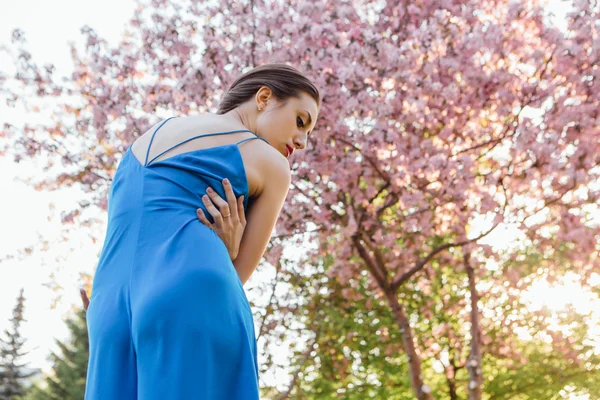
[297,116,311,136]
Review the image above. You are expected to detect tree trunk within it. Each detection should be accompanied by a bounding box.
[384,290,435,400]
[444,362,458,400]
[447,377,458,400]
[465,253,483,400]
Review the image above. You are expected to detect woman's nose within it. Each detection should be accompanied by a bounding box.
[294,137,307,150]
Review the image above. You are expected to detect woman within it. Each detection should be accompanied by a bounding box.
[82,63,320,400]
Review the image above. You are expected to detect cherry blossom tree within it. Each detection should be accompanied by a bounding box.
[1,0,599,398]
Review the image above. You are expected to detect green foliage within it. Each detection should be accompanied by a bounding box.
[260,242,600,399]
[296,283,414,398]
[258,254,415,399]
[0,288,36,400]
[484,310,600,399]
[22,308,88,400]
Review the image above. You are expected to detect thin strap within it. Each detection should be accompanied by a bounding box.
[236,135,270,146]
[144,117,178,166]
[146,126,269,166]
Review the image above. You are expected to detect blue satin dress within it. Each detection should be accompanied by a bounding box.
[84,117,266,399]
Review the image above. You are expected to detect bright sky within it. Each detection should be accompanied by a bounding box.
[0,0,137,375]
[0,0,597,397]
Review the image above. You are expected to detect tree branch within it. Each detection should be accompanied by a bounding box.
[352,234,388,290]
[276,326,322,400]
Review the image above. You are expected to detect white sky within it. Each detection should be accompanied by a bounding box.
[0,0,136,375]
[0,0,597,397]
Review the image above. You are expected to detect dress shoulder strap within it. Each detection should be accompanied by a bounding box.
[235,135,270,146]
[144,117,270,166]
[144,117,178,166]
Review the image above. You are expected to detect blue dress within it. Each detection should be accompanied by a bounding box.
[84,117,267,399]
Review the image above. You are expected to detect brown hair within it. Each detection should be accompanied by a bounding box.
[216,63,321,115]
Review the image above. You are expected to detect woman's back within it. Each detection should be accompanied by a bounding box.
[130,114,275,199]
[129,114,292,286]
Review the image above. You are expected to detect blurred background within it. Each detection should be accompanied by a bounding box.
[0,0,599,399]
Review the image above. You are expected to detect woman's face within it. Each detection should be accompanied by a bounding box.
[254,88,320,158]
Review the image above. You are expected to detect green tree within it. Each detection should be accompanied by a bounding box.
[23,308,88,400]
[0,288,35,400]
[258,241,600,399]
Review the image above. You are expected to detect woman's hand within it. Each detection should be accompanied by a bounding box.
[197,178,246,261]
[80,288,90,312]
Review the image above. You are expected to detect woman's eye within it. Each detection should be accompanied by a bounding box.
[297,116,305,127]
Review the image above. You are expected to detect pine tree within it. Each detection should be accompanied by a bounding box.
[0,288,36,400]
[22,308,88,400]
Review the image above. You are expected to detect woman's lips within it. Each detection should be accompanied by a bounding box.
[286,144,294,157]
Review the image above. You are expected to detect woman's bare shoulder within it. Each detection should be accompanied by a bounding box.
[254,146,291,197]
[176,114,290,196]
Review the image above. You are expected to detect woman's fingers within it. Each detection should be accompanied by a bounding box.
[199,180,245,228]
[237,195,246,226]
[202,194,223,225]
[206,188,230,221]
[80,288,90,312]
[196,208,213,227]
[221,179,239,221]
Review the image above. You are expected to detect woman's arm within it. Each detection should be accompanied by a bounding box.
[233,155,291,285]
